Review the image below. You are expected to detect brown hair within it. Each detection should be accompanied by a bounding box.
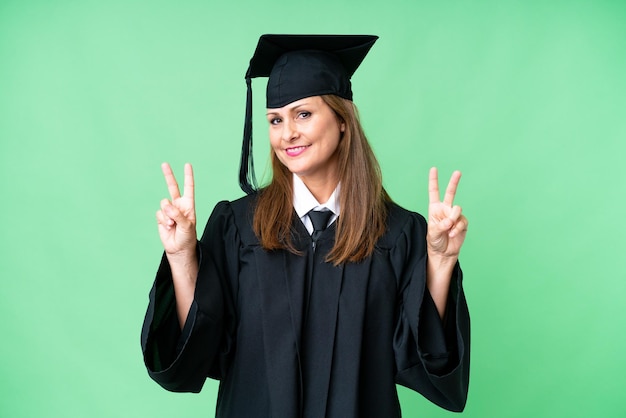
[253,94,389,265]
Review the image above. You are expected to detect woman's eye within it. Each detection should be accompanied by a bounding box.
[270,117,282,125]
[297,111,311,119]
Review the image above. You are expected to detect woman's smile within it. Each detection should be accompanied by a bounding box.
[285,145,310,157]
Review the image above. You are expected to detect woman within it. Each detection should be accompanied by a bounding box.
[142,35,470,418]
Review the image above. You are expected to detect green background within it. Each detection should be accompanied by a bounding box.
[1,0,625,417]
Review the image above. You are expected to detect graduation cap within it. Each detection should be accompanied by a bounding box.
[239,34,379,194]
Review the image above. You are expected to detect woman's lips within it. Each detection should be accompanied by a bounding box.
[285,145,309,157]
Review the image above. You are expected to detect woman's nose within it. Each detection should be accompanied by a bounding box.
[281,119,298,142]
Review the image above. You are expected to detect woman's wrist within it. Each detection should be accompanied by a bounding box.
[427,250,458,271]
[167,247,199,283]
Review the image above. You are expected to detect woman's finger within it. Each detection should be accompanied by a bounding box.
[162,162,181,201]
[428,167,440,204]
[429,216,454,238]
[448,205,463,222]
[443,170,461,206]
[449,215,468,238]
[183,163,195,202]
[160,199,179,224]
[161,197,193,230]
[156,209,174,229]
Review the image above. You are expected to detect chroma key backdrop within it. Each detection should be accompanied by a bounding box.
[1,1,625,417]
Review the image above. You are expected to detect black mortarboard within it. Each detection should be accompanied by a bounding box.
[239,34,379,194]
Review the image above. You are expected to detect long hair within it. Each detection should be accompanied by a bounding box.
[253,94,389,265]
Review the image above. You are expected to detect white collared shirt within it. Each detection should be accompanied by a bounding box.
[292,173,340,235]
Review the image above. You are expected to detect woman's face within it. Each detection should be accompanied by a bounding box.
[267,96,345,183]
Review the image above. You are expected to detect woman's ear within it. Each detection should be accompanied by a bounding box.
[340,121,346,132]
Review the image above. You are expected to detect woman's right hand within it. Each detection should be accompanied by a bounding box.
[156,163,197,259]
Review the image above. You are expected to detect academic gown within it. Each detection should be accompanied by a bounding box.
[141,194,470,418]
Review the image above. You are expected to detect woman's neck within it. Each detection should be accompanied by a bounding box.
[297,174,338,204]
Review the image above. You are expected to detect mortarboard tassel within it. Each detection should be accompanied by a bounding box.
[239,77,257,194]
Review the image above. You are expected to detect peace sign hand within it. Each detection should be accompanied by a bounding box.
[427,167,468,260]
[155,163,197,259]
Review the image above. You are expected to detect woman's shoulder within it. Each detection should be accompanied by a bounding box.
[206,193,259,245]
[377,201,427,250]
[386,201,427,225]
[226,192,258,217]
[209,193,257,217]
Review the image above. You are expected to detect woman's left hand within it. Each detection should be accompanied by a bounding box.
[427,167,468,260]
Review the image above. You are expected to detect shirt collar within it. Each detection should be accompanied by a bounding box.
[293,173,341,218]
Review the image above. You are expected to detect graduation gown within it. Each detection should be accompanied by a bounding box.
[141,194,470,417]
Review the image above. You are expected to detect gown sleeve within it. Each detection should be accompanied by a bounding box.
[392,211,470,412]
[140,201,239,393]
